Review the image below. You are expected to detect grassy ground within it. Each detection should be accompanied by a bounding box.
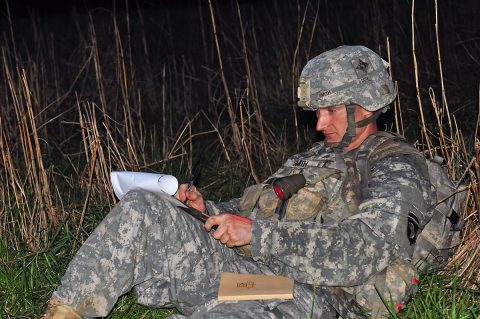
[402,272,480,319]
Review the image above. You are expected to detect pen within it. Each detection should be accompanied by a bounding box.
[187,175,195,192]
[187,157,201,192]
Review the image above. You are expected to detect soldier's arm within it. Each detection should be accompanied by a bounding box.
[249,155,433,286]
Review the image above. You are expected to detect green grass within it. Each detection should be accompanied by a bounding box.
[402,272,480,319]
[107,293,177,318]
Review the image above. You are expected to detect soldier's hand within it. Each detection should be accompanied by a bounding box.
[175,184,206,213]
[205,214,252,247]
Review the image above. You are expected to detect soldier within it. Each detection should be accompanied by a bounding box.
[44,45,434,318]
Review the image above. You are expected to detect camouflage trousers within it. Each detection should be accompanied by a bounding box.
[53,190,349,318]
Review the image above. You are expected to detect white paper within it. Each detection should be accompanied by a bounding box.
[111,171,179,200]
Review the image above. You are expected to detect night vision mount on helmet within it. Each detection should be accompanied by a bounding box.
[298,45,397,148]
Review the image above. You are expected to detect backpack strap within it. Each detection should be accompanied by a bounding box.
[355,131,426,190]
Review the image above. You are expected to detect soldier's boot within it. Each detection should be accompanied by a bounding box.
[42,299,82,319]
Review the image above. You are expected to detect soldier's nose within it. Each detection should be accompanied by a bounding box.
[316,110,329,131]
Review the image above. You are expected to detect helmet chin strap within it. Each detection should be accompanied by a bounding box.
[331,104,385,150]
[335,104,357,149]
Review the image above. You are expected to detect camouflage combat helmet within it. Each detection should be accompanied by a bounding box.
[298,45,396,111]
[297,45,397,148]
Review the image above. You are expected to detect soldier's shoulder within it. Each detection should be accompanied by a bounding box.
[366,132,423,164]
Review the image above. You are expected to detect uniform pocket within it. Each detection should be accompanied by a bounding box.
[238,183,268,213]
[285,167,341,221]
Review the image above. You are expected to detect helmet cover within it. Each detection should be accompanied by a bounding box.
[298,45,396,111]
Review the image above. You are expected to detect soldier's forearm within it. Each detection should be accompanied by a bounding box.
[249,218,400,286]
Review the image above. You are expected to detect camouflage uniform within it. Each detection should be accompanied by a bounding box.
[53,131,433,318]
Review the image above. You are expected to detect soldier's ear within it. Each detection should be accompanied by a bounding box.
[355,105,373,119]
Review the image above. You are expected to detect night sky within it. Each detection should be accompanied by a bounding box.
[4,0,203,18]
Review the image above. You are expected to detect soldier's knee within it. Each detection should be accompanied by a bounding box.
[120,190,160,209]
[122,189,149,201]
[119,189,176,220]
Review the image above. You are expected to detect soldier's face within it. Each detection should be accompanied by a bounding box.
[315,104,374,150]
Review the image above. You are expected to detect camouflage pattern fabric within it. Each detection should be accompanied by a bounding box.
[297,45,396,112]
[210,134,434,317]
[53,190,344,318]
[53,133,433,318]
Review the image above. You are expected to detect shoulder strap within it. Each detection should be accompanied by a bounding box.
[355,131,424,191]
[355,132,395,189]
